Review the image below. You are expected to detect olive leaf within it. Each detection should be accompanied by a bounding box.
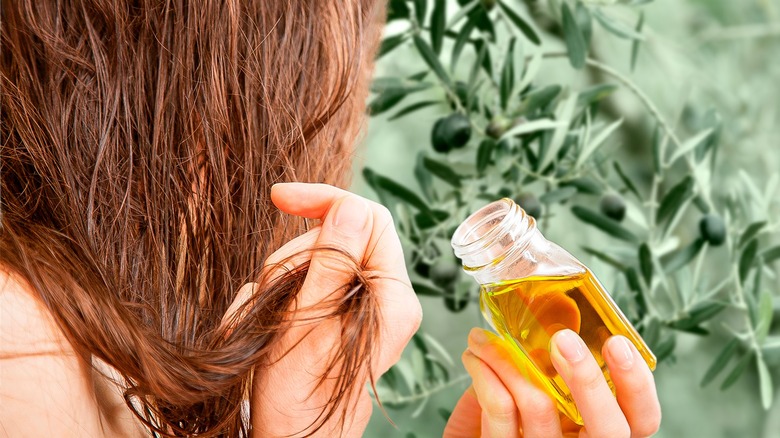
[571,205,640,243]
[721,351,754,391]
[497,0,541,45]
[630,12,645,71]
[562,2,587,69]
[700,338,740,388]
[592,8,645,40]
[430,0,446,55]
[413,35,452,88]
[422,156,463,187]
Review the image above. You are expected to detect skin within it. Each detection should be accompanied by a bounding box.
[0,183,660,437]
[444,328,662,438]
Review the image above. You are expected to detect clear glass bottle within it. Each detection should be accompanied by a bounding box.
[451,198,656,425]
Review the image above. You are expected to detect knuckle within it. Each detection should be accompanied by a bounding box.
[574,366,606,394]
[483,391,516,423]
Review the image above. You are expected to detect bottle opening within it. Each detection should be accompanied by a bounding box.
[451,198,534,270]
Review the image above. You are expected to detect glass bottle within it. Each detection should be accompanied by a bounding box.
[451,198,656,425]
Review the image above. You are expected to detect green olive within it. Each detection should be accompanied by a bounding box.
[600,193,627,222]
[514,192,541,219]
[430,261,461,288]
[486,116,511,139]
[431,113,472,153]
[699,214,726,246]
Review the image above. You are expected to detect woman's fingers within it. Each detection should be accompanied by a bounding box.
[272,183,374,311]
[462,350,521,438]
[550,330,630,438]
[603,336,661,437]
[443,386,482,438]
[270,183,420,374]
[467,328,563,438]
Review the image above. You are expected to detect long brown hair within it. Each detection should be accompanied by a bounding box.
[0,0,384,435]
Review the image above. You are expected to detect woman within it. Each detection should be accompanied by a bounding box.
[0,0,660,436]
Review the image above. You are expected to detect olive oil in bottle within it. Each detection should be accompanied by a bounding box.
[451,199,656,425]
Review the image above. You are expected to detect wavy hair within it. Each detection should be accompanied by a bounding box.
[0,0,384,435]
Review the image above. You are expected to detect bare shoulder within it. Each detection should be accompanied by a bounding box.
[0,268,106,437]
[0,268,72,355]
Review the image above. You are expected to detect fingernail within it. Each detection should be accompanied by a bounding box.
[332,196,370,236]
[468,327,490,346]
[551,329,585,363]
[609,336,635,370]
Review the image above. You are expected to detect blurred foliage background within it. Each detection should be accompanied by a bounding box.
[354,0,780,436]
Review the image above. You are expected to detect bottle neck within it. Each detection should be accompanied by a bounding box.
[451,198,540,285]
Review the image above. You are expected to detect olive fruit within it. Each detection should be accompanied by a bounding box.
[486,116,511,139]
[514,192,541,219]
[431,113,472,153]
[600,193,626,222]
[430,261,461,288]
[413,259,431,277]
[699,214,726,246]
[480,0,497,11]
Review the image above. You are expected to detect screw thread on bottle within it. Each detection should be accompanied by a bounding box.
[451,198,537,284]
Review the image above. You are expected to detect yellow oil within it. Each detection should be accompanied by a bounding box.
[480,270,656,425]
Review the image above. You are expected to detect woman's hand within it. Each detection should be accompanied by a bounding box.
[245,183,422,437]
[444,328,661,438]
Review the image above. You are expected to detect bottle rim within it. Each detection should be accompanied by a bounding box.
[451,198,534,270]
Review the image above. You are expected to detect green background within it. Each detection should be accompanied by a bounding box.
[356,0,780,436]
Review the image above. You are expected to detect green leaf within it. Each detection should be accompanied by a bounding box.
[757,355,774,410]
[540,186,578,204]
[562,177,602,195]
[762,245,780,265]
[468,40,489,88]
[378,34,408,59]
[389,100,439,121]
[561,2,587,69]
[370,78,432,94]
[656,176,694,225]
[523,85,562,114]
[571,205,640,243]
[592,9,645,40]
[661,238,705,273]
[639,243,653,286]
[720,351,754,391]
[739,221,767,249]
[431,0,446,55]
[413,0,427,24]
[411,282,444,297]
[413,35,452,88]
[577,83,618,105]
[423,156,462,188]
[756,290,774,343]
[415,210,450,229]
[700,338,740,387]
[476,139,497,174]
[367,90,408,115]
[387,0,411,22]
[630,12,645,71]
[653,334,676,362]
[446,0,480,30]
[575,1,593,44]
[668,129,713,165]
[363,168,432,214]
[500,38,517,110]
[438,408,453,422]
[576,118,623,167]
[581,246,627,271]
[739,239,759,284]
[651,124,663,175]
[499,118,563,140]
[414,153,435,201]
[641,318,661,350]
[451,19,476,70]
[670,301,726,331]
[613,161,641,200]
[497,1,541,45]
